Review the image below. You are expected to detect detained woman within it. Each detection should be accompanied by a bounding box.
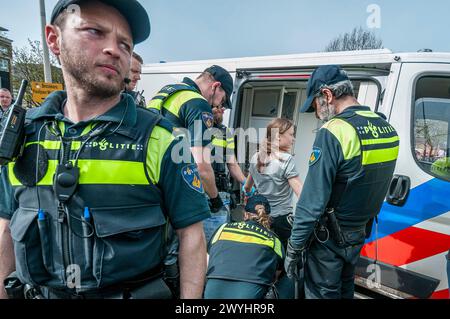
[244,118,302,248]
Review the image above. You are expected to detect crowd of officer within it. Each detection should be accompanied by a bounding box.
[0,0,400,300]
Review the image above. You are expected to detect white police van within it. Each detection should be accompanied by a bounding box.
[141,49,450,299]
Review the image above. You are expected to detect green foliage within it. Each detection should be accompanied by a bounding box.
[12,39,64,107]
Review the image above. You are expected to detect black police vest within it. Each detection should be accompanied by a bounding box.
[8,107,169,290]
[147,83,199,113]
[207,221,283,286]
[328,109,399,228]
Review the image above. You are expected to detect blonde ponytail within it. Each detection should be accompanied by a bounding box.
[247,204,272,229]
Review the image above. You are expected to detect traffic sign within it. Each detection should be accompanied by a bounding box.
[31,82,63,104]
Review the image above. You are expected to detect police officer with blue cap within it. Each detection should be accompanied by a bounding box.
[0,0,210,299]
[148,65,234,213]
[284,65,400,298]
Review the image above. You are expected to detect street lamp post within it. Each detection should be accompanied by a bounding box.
[39,0,52,83]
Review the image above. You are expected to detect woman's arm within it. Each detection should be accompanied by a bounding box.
[288,176,303,198]
[244,174,255,193]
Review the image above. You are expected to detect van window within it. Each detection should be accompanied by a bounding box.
[413,76,450,181]
[252,89,280,117]
[281,91,297,120]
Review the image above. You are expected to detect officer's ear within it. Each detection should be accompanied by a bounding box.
[321,88,334,104]
[46,25,62,57]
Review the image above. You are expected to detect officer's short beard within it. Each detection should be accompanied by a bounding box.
[60,39,124,99]
[317,96,337,122]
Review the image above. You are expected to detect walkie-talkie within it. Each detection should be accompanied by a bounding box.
[0,80,28,165]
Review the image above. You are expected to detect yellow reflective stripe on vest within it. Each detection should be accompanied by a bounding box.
[361,136,400,146]
[9,160,148,186]
[146,125,175,184]
[273,237,283,259]
[362,146,399,165]
[222,226,269,240]
[212,138,227,148]
[147,99,162,111]
[211,223,227,245]
[323,119,361,160]
[163,91,206,118]
[218,230,283,258]
[355,110,380,118]
[9,161,51,186]
[9,160,58,186]
[25,140,81,151]
[78,160,148,184]
[227,137,235,150]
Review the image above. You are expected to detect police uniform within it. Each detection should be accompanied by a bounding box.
[0,91,211,298]
[147,78,216,274]
[211,122,236,190]
[147,78,214,147]
[204,220,284,299]
[1,105,11,119]
[202,123,236,242]
[290,106,399,299]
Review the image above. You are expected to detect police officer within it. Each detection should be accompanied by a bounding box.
[203,105,246,242]
[204,195,284,299]
[0,88,13,117]
[0,0,210,299]
[124,52,146,108]
[148,65,234,212]
[285,65,399,299]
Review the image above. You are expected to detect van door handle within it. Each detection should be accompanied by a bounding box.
[386,175,411,206]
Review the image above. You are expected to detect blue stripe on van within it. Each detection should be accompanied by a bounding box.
[366,178,450,243]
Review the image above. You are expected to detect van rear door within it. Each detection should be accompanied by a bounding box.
[231,66,390,182]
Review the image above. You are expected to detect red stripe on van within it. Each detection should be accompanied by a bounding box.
[430,289,449,299]
[360,227,450,266]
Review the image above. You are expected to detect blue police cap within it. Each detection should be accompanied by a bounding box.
[300,65,349,113]
[204,65,233,109]
[50,0,151,45]
[245,194,271,215]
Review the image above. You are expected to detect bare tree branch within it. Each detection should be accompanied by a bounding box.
[325,26,383,52]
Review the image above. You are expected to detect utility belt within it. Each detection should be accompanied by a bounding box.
[215,172,231,192]
[314,208,366,248]
[4,265,173,299]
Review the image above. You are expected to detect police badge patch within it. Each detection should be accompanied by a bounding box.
[309,147,322,166]
[202,112,214,128]
[181,165,205,193]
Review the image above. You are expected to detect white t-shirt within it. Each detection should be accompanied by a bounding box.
[249,152,299,218]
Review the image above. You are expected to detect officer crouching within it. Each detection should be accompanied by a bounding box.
[0,0,210,299]
[285,65,399,299]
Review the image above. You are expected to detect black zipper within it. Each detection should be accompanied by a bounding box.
[58,139,73,282]
[58,202,71,273]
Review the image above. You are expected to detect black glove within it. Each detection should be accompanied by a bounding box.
[284,240,304,280]
[209,195,224,213]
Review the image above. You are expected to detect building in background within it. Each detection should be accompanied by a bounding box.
[0,27,13,91]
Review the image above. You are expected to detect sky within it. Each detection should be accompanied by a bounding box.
[1,0,450,64]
